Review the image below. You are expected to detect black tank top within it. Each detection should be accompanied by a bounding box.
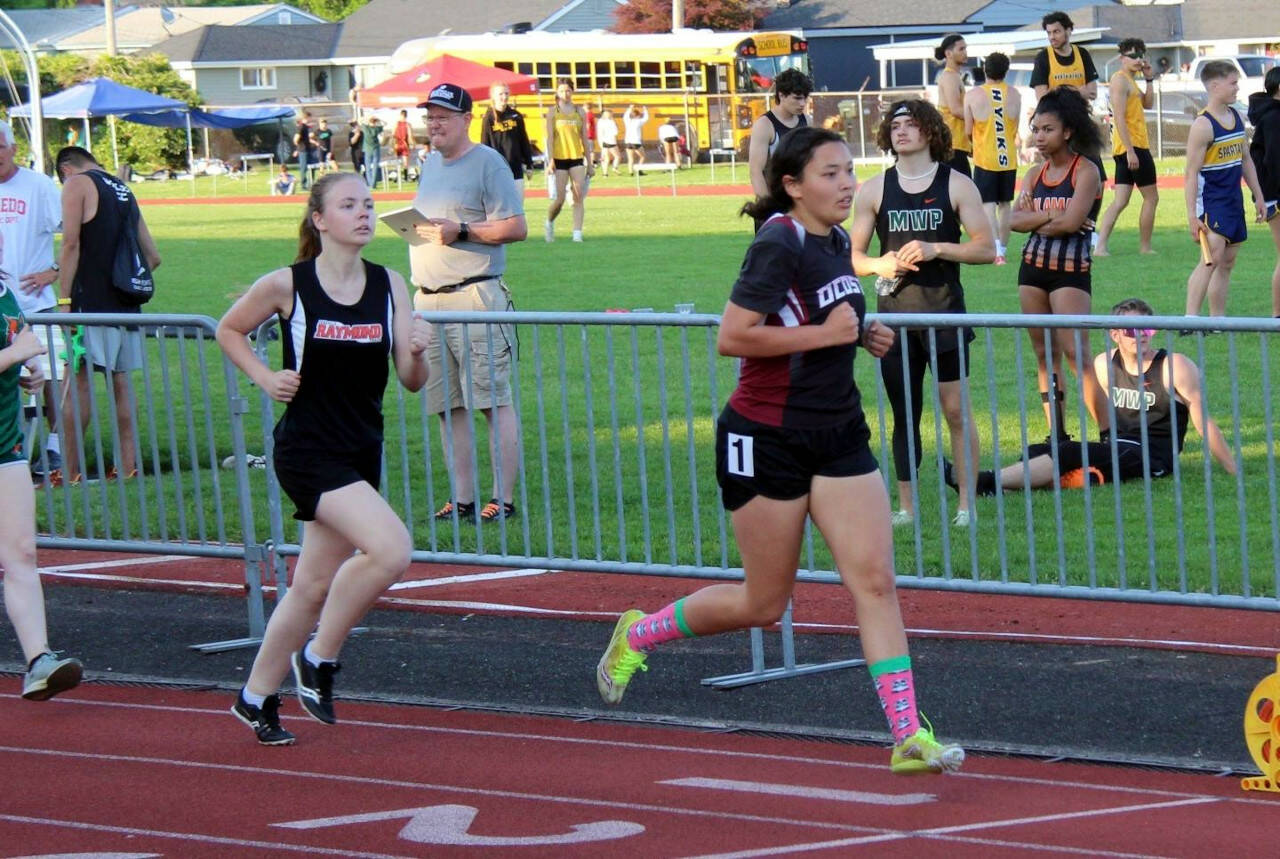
[1109,349,1189,449]
[765,110,808,157]
[71,169,139,314]
[273,259,394,452]
[874,163,962,290]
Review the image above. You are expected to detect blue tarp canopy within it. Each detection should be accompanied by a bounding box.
[124,106,295,129]
[10,76,186,119]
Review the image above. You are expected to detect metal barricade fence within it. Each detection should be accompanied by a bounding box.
[28,312,271,652]
[29,311,1280,670]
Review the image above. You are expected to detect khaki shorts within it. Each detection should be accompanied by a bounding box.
[413,278,514,414]
[83,325,144,372]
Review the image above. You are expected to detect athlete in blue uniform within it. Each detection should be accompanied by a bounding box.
[217,173,430,744]
[1184,61,1267,318]
[596,127,966,776]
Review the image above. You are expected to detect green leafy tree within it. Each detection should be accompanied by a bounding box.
[612,0,767,33]
[293,0,369,22]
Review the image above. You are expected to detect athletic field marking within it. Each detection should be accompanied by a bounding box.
[389,568,552,590]
[0,813,415,858]
[685,797,1218,858]
[0,746,878,835]
[661,776,934,806]
[36,571,242,591]
[274,804,645,846]
[9,700,1266,806]
[38,555,206,573]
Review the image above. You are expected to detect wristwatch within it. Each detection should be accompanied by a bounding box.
[457,222,470,242]
[50,262,60,272]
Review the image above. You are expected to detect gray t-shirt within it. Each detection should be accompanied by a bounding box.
[408,144,524,289]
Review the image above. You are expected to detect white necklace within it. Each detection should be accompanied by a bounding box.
[896,162,938,181]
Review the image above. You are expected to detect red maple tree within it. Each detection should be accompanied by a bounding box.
[612,0,769,33]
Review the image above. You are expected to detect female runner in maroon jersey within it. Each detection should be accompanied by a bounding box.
[595,127,966,775]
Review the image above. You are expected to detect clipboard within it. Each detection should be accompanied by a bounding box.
[378,206,429,245]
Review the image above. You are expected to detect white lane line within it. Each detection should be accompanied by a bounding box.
[661,776,933,806]
[389,568,552,590]
[10,700,1266,806]
[39,555,205,573]
[35,571,242,590]
[379,596,616,618]
[0,813,412,858]
[0,746,874,835]
[798,621,1280,656]
[683,797,1219,859]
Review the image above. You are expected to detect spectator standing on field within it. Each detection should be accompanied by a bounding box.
[348,120,365,176]
[934,33,972,177]
[747,68,812,232]
[293,112,314,190]
[1247,66,1280,317]
[965,52,1021,264]
[480,82,535,194]
[0,119,65,479]
[410,82,528,524]
[53,146,161,485]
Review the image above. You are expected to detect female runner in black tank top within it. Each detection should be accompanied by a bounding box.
[850,99,996,528]
[1011,87,1108,443]
[594,127,966,775]
[216,173,430,745]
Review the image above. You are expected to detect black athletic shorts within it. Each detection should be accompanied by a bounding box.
[553,158,584,171]
[1113,147,1157,187]
[973,167,1016,204]
[273,442,382,521]
[1018,259,1092,294]
[1027,436,1176,483]
[882,328,972,382]
[947,149,972,178]
[715,406,878,511]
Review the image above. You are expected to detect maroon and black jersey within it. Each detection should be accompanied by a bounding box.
[727,215,867,428]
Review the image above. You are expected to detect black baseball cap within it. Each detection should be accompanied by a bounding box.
[420,82,473,113]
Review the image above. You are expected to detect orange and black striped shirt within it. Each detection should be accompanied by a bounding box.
[1021,155,1094,273]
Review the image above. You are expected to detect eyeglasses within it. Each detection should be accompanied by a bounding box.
[1121,51,1145,60]
[1120,327,1156,338]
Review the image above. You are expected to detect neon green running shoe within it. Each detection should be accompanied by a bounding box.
[890,717,965,775]
[596,609,648,704]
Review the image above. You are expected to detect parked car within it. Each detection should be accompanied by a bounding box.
[1142,89,1252,156]
[1162,55,1280,97]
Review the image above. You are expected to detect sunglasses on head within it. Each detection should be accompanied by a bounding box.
[1120,327,1156,338]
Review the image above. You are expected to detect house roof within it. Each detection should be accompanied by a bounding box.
[332,0,571,61]
[56,4,323,53]
[762,0,991,31]
[155,23,343,65]
[2,9,106,50]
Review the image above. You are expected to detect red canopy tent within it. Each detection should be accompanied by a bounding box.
[356,54,539,109]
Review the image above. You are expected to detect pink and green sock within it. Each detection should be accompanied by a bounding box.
[626,599,695,653]
[869,655,920,744]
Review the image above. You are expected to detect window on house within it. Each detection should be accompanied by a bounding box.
[241,67,277,90]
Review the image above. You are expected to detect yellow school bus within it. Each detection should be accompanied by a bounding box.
[387,29,810,160]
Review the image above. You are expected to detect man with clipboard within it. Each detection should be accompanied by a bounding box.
[401,82,528,524]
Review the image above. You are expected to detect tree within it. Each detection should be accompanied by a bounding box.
[292,0,369,21]
[612,0,768,33]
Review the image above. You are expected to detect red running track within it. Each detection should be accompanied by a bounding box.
[1,682,1271,858]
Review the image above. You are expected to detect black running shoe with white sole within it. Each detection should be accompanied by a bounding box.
[230,690,296,745]
[291,649,339,724]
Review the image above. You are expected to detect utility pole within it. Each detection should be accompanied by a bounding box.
[105,0,118,56]
[672,0,684,32]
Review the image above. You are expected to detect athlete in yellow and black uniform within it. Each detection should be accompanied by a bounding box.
[1095,38,1159,256]
[966,51,1021,262]
[934,33,972,177]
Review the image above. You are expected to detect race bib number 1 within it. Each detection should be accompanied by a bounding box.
[726,432,755,477]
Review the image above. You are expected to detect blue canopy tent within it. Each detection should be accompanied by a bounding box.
[125,106,297,174]
[11,77,188,169]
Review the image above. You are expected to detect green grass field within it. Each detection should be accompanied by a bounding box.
[35,174,1280,601]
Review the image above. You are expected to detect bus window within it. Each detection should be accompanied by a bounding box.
[709,63,728,94]
[536,61,552,90]
[593,61,613,89]
[495,61,514,72]
[640,61,661,89]
[736,54,810,93]
[554,61,571,83]
[517,62,534,78]
[575,61,592,90]
[615,60,636,89]
[665,61,684,89]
